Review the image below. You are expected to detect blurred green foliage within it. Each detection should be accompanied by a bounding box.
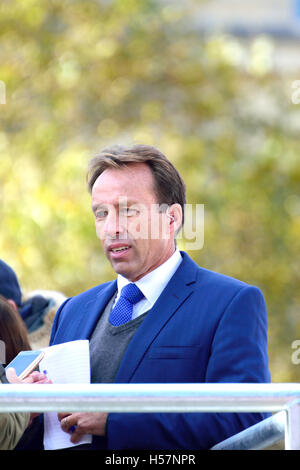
[0,0,300,381]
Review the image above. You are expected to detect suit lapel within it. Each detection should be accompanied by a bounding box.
[73,280,117,340]
[114,253,199,383]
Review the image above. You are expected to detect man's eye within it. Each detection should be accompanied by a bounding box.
[120,207,139,217]
[95,210,107,219]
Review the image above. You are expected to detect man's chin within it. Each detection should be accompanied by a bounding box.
[109,259,134,279]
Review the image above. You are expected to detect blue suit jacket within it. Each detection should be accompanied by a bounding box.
[50,252,270,449]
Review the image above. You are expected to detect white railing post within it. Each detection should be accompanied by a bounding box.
[285,400,300,450]
[211,410,286,450]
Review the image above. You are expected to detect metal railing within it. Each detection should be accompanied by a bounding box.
[0,383,299,450]
[211,410,286,450]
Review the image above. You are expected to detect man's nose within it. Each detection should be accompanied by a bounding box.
[103,211,125,238]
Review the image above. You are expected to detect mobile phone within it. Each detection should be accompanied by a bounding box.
[5,350,45,379]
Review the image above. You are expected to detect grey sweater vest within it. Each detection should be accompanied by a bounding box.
[89,295,148,383]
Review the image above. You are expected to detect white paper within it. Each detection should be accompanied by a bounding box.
[39,340,92,450]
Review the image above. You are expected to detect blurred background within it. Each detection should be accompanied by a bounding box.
[0,0,300,382]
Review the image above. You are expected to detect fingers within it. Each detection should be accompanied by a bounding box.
[59,413,89,444]
[58,412,69,422]
[5,367,21,383]
[59,412,107,442]
[70,426,84,444]
[5,368,51,384]
[59,413,80,441]
[27,371,52,384]
[21,371,50,384]
[59,413,75,432]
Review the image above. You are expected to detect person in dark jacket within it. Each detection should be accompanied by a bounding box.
[0,259,66,349]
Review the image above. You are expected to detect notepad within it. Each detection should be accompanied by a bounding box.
[39,340,92,450]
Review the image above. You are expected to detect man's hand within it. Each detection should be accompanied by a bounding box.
[58,412,108,443]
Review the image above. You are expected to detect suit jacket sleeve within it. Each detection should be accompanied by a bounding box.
[106,285,270,450]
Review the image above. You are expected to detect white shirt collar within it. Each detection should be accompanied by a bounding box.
[116,249,182,308]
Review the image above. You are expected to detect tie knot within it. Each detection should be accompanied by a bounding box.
[120,283,144,305]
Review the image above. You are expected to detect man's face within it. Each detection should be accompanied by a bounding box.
[91,163,178,281]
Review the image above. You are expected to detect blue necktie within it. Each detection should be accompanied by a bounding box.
[109,283,144,326]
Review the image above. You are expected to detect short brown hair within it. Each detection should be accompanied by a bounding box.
[87,144,186,224]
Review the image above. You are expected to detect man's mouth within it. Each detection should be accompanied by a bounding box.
[111,246,129,253]
[108,243,131,257]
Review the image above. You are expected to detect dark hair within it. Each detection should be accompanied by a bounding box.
[0,295,31,365]
[87,144,186,224]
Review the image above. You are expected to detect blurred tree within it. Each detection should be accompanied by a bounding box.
[0,0,300,381]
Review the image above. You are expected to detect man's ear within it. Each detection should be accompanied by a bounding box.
[167,204,183,235]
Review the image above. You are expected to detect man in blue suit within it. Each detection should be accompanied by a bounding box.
[52,144,270,450]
